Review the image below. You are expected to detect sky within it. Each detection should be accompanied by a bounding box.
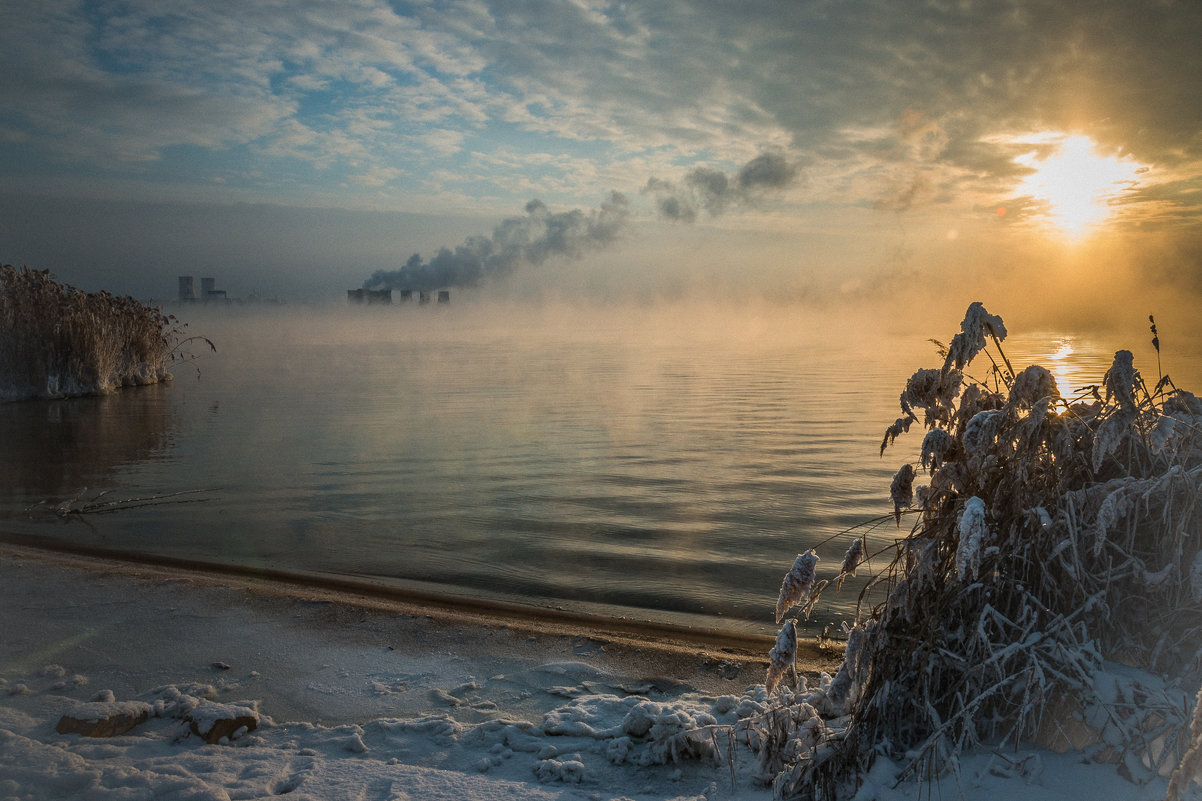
[2,0,1202,330]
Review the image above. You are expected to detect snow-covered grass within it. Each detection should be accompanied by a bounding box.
[757,303,1202,799]
[0,264,210,401]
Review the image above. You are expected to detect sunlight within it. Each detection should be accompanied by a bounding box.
[1012,135,1143,238]
[1046,338,1079,397]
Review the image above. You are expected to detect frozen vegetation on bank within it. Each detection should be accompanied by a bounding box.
[754,303,1202,799]
[0,264,210,402]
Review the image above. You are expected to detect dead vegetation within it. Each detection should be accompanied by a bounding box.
[25,487,211,517]
[756,303,1202,799]
[0,264,212,401]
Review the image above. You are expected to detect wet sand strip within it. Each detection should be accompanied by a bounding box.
[0,532,841,675]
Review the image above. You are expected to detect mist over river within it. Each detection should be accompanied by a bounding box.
[1,300,1192,637]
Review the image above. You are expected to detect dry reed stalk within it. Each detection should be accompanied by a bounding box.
[1166,686,1202,801]
[754,302,1202,800]
[1,264,212,401]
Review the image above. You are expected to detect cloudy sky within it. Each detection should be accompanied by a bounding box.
[2,0,1201,326]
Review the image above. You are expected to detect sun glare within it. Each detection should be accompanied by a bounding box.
[1012,135,1143,238]
[1046,339,1078,396]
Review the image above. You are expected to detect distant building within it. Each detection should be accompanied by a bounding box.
[347,288,393,304]
[345,287,448,306]
[178,276,197,302]
[179,275,229,303]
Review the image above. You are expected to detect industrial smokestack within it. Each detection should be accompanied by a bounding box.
[347,288,393,304]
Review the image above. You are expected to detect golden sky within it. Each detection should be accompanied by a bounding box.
[1,0,1200,330]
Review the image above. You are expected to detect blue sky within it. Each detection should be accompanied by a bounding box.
[2,0,1201,325]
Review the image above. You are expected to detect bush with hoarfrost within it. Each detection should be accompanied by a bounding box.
[755,303,1202,800]
[0,264,212,401]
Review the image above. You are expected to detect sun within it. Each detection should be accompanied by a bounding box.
[1011,134,1143,238]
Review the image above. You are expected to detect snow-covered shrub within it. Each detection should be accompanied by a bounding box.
[0,263,212,401]
[761,303,1202,800]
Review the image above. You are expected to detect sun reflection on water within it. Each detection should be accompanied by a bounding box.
[1047,339,1079,398]
[1006,335,1111,402]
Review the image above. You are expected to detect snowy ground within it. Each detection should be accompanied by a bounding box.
[0,545,1191,800]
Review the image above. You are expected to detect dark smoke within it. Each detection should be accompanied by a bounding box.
[364,192,630,292]
[645,151,801,222]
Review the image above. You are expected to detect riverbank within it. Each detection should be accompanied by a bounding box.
[0,544,1188,800]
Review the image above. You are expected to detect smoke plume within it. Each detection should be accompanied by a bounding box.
[645,151,801,222]
[363,151,796,292]
[364,192,630,292]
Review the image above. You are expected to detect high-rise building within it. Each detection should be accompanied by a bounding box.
[178,276,196,302]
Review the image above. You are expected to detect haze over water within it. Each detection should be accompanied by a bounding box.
[2,299,1190,637]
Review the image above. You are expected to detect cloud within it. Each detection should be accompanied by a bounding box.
[2,0,1201,258]
[0,0,497,174]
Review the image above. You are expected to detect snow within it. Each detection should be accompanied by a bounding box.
[889,464,915,523]
[774,552,819,624]
[1008,364,1060,409]
[1103,350,1140,411]
[836,539,865,590]
[765,622,797,695]
[920,428,953,472]
[59,701,153,725]
[943,301,1008,373]
[956,496,990,580]
[0,545,1194,801]
[963,409,1005,461]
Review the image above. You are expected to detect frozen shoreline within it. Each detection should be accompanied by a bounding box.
[0,544,803,722]
[0,530,788,659]
[0,544,815,800]
[0,544,1191,800]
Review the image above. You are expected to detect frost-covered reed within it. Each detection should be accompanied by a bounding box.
[757,302,1202,799]
[1,264,209,402]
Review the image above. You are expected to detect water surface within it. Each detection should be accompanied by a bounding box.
[1,301,1187,636]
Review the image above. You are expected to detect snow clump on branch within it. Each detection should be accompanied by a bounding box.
[942,301,1007,374]
[955,496,989,580]
[775,550,820,623]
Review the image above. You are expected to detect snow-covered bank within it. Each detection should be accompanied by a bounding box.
[0,546,1191,800]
